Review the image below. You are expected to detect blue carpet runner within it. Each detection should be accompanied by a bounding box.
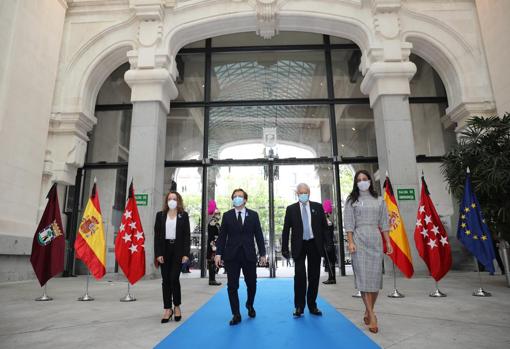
[155,278,380,349]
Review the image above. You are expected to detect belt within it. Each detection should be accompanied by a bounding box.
[166,239,176,244]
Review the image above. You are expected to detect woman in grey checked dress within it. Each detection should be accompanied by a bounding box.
[344,170,392,334]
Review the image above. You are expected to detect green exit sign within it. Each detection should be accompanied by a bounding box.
[135,193,149,206]
[397,188,416,201]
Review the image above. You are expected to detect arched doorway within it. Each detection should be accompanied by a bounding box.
[79,31,451,277]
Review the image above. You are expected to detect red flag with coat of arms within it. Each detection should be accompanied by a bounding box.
[115,181,145,284]
[414,176,452,281]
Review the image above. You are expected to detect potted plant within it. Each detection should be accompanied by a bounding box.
[441,114,510,241]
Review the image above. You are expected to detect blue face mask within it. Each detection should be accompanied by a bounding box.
[298,194,309,203]
[232,196,244,207]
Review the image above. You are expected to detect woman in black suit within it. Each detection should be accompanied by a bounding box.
[154,190,190,323]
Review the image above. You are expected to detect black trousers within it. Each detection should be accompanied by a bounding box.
[324,248,337,280]
[224,248,257,316]
[208,260,217,282]
[294,239,320,309]
[160,242,182,308]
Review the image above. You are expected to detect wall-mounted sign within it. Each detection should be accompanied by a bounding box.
[135,193,149,206]
[397,188,416,201]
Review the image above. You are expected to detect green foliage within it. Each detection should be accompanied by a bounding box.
[441,114,510,240]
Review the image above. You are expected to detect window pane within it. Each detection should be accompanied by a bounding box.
[164,167,203,276]
[410,54,447,97]
[175,53,205,102]
[411,103,455,156]
[330,36,356,45]
[211,51,327,100]
[208,105,331,159]
[87,109,131,163]
[335,104,376,157]
[331,49,365,98]
[96,63,131,105]
[183,40,205,49]
[212,31,324,46]
[79,168,128,274]
[166,108,204,160]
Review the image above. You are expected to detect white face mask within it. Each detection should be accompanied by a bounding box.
[357,180,371,192]
[168,200,178,210]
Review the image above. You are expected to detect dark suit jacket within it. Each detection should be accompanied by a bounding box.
[281,201,330,259]
[216,208,266,262]
[153,211,191,265]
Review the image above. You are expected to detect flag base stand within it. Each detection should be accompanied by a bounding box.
[429,281,447,297]
[388,288,405,298]
[472,287,491,297]
[77,293,94,301]
[120,282,136,302]
[387,263,405,298]
[429,288,447,297]
[352,290,362,298]
[35,285,53,301]
[120,293,136,302]
[472,266,492,297]
[77,273,94,301]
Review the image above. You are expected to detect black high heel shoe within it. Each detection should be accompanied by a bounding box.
[161,309,174,323]
[174,307,182,322]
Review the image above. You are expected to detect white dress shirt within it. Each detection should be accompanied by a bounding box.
[235,207,247,224]
[165,215,177,239]
[299,202,314,239]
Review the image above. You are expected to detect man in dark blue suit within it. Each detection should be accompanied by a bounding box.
[215,188,267,325]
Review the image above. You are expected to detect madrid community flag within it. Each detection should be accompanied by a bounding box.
[75,182,106,279]
[383,176,414,278]
[414,176,452,281]
[30,183,65,286]
[115,181,145,284]
[457,169,495,273]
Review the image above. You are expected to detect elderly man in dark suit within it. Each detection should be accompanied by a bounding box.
[215,188,267,326]
[282,183,330,317]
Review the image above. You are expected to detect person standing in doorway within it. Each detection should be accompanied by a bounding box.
[344,170,392,334]
[154,191,191,323]
[322,199,337,285]
[215,189,267,326]
[282,183,330,318]
[207,200,222,286]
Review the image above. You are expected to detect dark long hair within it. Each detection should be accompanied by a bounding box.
[346,170,378,204]
[163,190,185,214]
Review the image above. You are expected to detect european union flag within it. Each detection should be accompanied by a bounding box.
[457,171,495,273]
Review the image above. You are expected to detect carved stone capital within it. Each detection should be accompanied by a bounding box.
[443,101,497,132]
[46,112,95,184]
[124,67,178,113]
[360,61,416,106]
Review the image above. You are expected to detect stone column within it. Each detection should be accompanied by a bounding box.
[124,0,179,277]
[361,61,429,272]
[124,67,177,277]
[123,0,180,277]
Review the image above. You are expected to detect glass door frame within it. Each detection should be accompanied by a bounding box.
[70,33,448,278]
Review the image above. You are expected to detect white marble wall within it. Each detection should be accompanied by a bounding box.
[0,0,67,281]
[475,0,510,115]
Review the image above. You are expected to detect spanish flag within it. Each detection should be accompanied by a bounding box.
[74,182,106,279]
[383,176,414,278]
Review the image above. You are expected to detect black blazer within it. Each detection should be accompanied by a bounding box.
[281,201,330,259]
[216,208,266,263]
[154,211,191,263]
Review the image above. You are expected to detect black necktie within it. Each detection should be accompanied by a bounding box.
[237,211,243,226]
